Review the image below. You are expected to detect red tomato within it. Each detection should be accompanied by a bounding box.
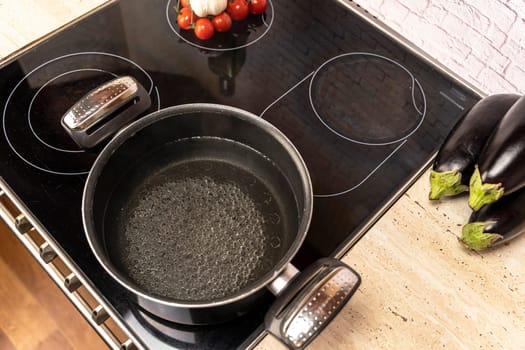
[177,7,195,30]
[180,0,191,8]
[212,12,232,32]
[248,0,267,14]
[194,18,215,40]
[227,0,249,21]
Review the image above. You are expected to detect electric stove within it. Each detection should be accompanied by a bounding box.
[0,0,480,349]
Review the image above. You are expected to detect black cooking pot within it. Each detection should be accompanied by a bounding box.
[70,78,360,349]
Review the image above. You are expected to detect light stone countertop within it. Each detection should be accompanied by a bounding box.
[1,1,524,349]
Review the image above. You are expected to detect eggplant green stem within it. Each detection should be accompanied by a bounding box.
[428,169,468,200]
[468,166,503,211]
[461,222,503,250]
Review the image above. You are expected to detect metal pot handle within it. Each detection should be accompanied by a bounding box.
[61,76,151,148]
[265,258,361,349]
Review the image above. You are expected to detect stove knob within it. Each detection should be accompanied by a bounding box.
[15,213,32,233]
[39,242,57,263]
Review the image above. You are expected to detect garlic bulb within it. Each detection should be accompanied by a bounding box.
[189,0,227,17]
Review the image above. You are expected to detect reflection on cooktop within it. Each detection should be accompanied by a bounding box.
[124,299,269,350]
[165,0,274,51]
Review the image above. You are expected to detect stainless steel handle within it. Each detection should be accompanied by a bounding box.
[265,258,361,349]
[268,263,300,295]
[61,75,151,148]
[62,76,138,131]
[0,181,143,350]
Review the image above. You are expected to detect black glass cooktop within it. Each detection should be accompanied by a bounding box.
[0,0,479,348]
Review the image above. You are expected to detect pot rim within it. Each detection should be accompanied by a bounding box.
[82,103,313,309]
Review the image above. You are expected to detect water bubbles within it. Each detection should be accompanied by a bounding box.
[108,158,291,302]
[268,212,281,225]
[269,236,281,249]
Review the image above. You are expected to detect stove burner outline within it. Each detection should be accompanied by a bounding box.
[260,52,428,198]
[309,52,427,146]
[28,68,118,153]
[2,52,161,176]
[314,140,407,198]
[165,0,274,52]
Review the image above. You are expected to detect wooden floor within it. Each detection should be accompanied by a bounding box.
[0,221,107,350]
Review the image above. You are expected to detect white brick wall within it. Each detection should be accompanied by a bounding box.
[353,0,525,95]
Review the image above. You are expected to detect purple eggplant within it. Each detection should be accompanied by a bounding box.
[429,94,519,200]
[469,95,525,210]
[461,188,525,250]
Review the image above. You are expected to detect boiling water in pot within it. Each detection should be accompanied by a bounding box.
[105,137,298,302]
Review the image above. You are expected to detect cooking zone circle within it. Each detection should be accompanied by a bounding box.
[28,69,118,153]
[309,52,426,145]
[165,0,274,51]
[259,52,428,198]
[2,52,160,175]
